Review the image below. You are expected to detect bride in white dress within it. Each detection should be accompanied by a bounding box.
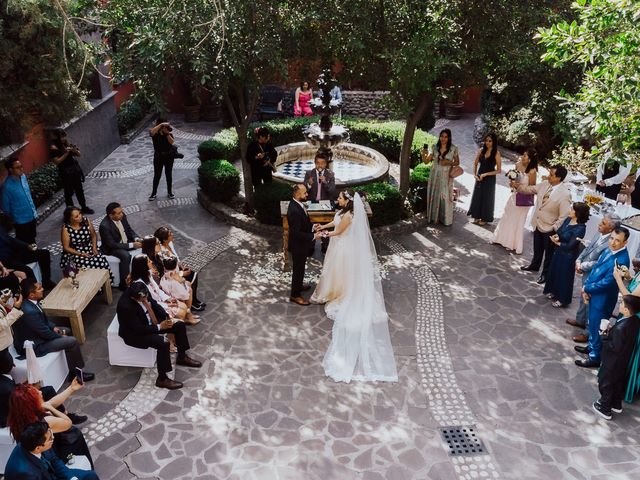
[311,190,398,383]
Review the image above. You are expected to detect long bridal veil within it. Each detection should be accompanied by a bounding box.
[323,193,398,382]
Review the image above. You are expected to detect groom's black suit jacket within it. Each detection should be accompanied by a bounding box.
[287,200,314,257]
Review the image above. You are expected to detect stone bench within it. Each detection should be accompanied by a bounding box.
[107,315,157,368]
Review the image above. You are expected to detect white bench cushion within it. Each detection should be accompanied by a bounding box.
[108,315,157,368]
[26,262,42,283]
[8,345,69,392]
[0,427,13,474]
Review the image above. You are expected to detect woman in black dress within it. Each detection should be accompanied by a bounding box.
[468,133,502,225]
[247,126,278,188]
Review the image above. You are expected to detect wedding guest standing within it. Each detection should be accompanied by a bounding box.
[1,158,38,244]
[424,129,460,226]
[593,295,640,419]
[492,149,538,253]
[294,81,313,117]
[596,159,631,201]
[515,166,572,284]
[544,202,589,307]
[247,127,278,188]
[468,133,502,225]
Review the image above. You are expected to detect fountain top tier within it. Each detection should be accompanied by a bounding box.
[303,69,349,151]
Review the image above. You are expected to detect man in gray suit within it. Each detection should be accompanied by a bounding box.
[566,213,620,341]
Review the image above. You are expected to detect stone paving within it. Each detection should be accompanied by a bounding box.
[21,115,640,480]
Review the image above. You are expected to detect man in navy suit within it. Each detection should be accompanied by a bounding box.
[287,184,321,305]
[12,279,94,381]
[575,227,630,368]
[4,421,98,479]
[567,214,620,342]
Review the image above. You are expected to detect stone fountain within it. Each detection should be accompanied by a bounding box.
[272,71,389,188]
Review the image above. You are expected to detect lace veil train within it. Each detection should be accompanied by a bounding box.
[323,193,398,382]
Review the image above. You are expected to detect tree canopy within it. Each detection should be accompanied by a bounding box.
[537,0,640,163]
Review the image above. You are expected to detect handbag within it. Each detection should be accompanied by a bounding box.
[515,192,535,207]
[449,165,463,179]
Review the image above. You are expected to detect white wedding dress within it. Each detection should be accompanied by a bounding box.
[311,193,398,383]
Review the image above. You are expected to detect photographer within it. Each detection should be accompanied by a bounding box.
[247,126,277,187]
[49,129,94,215]
[149,118,184,201]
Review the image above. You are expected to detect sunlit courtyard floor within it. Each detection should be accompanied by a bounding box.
[28,115,640,479]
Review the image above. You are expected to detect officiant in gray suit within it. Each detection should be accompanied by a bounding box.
[304,152,336,253]
[567,213,620,342]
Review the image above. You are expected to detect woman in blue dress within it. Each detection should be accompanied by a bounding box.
[543,202,589,307]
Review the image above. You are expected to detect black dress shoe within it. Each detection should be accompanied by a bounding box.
[155,377,183,389]
[574,345,591,354]
[176,356,202,368]
[536,275,546,284]
[575,358,600,368]
[520,265,538,272]
[80,207,95,215]
[68,413,88,425]
[82,372,95,382]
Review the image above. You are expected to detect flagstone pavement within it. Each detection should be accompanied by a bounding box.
[25,115,640,480]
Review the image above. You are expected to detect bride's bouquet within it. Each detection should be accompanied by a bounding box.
[505,169,520,181]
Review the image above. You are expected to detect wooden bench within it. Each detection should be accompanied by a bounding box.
[40,268,112,344]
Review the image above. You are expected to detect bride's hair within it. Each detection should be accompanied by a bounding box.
[338,190,354,216]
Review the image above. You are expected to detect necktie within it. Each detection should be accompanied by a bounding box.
[316,170,323,201]
[542,187,552,205]
[114,220,127,243]
[141,299,158,325]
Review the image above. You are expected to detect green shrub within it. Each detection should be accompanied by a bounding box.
[254,181,293,225]
[548,145,596,176]
[409,163,432,212]
[198,160,241,202]
[197,117,436,168]
[27,162,62,207]
[198,128,240,161]
[354,182,403,227]
[117,95,150,134]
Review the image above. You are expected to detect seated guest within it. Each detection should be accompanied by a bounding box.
[1,289,24,356]
[613,258,640,296]
[99,202,142,291]
[8,385,94,468]
[141,235,164,281]
[593,295,640,420]
[13,279,94,381]
[575,227,630,368]
[59,207,113,284]
[543,202,589,307]
[154,226,205,311]
[116,282,202,390]
[158,256,199,325]
[1,350,87,429]
[0,224,55,290]
[0,260,26,295]
[129,254,195,324]
[4,421,99,480]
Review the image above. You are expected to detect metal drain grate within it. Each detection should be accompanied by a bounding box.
[440,426,486,457]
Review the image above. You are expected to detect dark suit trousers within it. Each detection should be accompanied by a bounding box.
[599,367,626,410]
[35,334,85,371]
[3,248,52,284]
[531,228,556,275]
[151,154,174,196]
[124,321,190,377]
[61,172,87,208]
[291,251,307,297]
[14,220,37,244]
[109,248,132,286]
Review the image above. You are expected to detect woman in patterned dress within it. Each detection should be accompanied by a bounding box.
[60,206,113,282]
[424,129,460,226]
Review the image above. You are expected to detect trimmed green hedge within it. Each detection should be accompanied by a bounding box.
[198,160,241,202]
[27,162,62,207]
[354,182,403,227]
[197,117,436,168]
[409,163,432,212]
[254,181,293,225]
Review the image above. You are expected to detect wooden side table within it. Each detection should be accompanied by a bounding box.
[279,200,372,271]
[40,268,113,344]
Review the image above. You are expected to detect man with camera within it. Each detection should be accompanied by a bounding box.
[116,282,201,389]
[148,118,184,201]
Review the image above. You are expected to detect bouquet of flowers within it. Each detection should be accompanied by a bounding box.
[505,169,520,181]
[62,261,79,289]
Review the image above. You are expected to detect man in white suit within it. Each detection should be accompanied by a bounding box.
[513,165,572,284]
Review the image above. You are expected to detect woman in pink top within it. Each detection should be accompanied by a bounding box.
[294,81,313,117]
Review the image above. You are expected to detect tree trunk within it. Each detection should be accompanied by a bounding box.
[399,93,431,198]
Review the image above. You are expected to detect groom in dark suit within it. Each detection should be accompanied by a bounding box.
[287,184,320,306]
[99,202,142,290]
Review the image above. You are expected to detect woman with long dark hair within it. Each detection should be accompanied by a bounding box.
[8,383,93,467]
[294,80,313,117]
[492,148,538,253]
[424,129,460,226]
[468,133,502,225]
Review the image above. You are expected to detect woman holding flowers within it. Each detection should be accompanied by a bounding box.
[491,149,538,253]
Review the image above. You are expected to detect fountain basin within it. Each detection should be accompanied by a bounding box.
[274,142,389,187]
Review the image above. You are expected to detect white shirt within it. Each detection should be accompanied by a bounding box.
[596,161,632,186]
